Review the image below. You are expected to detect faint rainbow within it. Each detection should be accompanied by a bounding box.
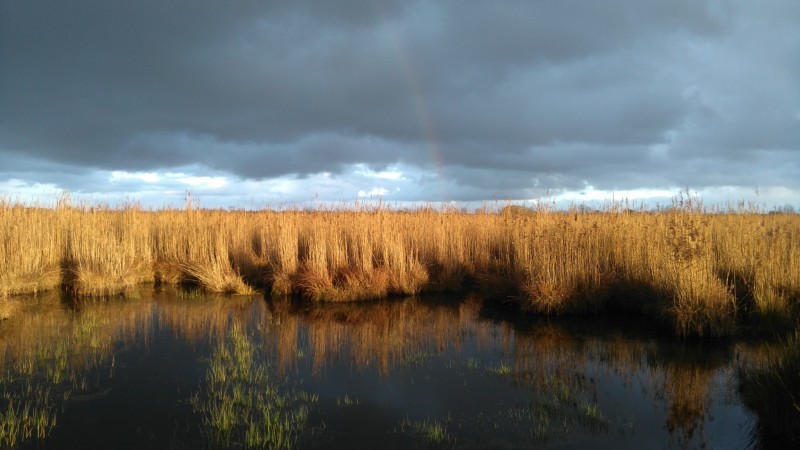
[379,6,449,201]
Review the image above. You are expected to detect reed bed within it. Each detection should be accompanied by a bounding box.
[1,196,798,336]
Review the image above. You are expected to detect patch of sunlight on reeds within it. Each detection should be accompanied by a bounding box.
[1,193,798,336]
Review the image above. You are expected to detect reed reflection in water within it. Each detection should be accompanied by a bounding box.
[0,289,769,448]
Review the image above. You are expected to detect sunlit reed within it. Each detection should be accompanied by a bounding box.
[2,194,798,336]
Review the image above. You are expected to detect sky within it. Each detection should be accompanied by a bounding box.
[1,0,798,210]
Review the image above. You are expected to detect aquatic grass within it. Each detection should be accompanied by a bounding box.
[398,417,451,446]
[193,324,316,449]
[0,386,57,447]
[0,293,156,448]
[500,374,612,443]
[335,394,359,407]
[486,362,512,376]
[398,350,433,368]
[578,401,608,432]
[0,290,273,447]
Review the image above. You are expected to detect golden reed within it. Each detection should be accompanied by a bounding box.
[1,194,798,336]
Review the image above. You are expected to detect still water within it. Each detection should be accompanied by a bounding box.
[0,289,764,449]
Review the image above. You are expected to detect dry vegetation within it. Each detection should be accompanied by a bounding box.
[1,194,798,336]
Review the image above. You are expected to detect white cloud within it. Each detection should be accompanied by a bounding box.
[110,171,161,183]
[167,174,227,189]
[374,171,403,180]
[358,188,389,197]
[554,186,680,203]
[354,164,405,181]
[0,179,62,205]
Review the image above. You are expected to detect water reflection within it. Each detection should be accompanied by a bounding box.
[0,289,773,448]
[260,294,759,448]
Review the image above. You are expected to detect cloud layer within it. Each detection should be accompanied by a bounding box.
[1,0,798,207]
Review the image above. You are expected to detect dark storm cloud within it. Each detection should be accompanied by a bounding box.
[1,0,798,202]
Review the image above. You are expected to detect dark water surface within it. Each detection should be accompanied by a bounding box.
[0,289,768,449]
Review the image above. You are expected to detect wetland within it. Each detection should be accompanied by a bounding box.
[0,288,791,449]
[2,198,798,448]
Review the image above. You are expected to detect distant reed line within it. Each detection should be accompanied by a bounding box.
[1,195,798,336]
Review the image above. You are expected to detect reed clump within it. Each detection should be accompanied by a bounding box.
[0,199,63,297]
[1,195,798,336]
[152,209,254,295]
[63,205,154,296]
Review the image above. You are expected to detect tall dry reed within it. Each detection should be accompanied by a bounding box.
[1,195,798,336]
[63,205,153,296]
[0,199,63,297]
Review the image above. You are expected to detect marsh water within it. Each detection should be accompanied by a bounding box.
[0,289,771,449]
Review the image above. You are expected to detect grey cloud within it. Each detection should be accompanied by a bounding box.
[1,0,798,203]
